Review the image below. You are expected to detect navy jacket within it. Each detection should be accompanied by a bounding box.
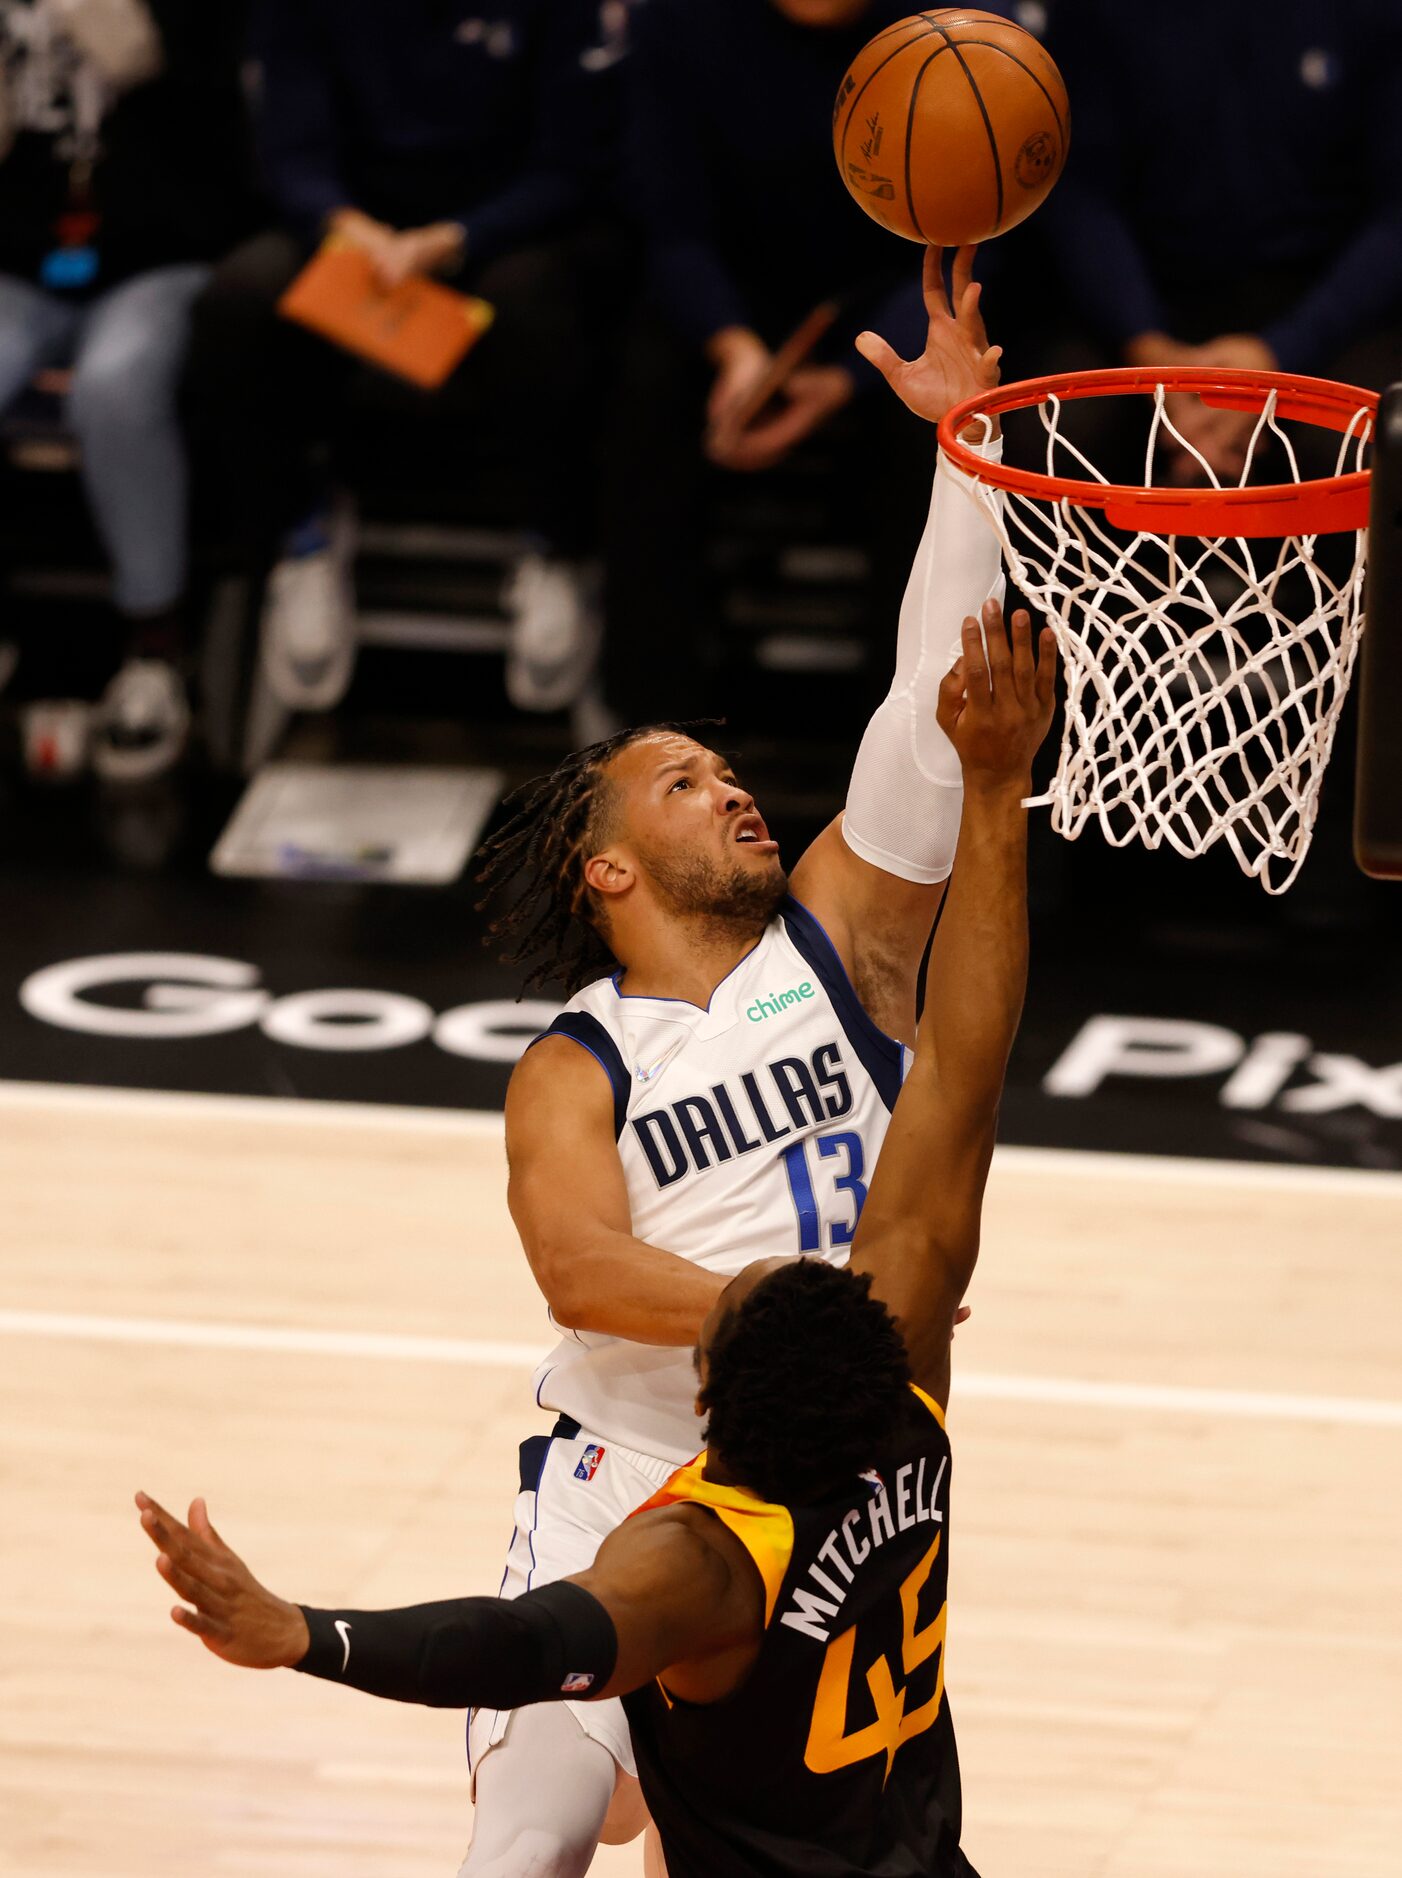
[624,0,1019,389]
[1043,0,1402,369]
[249,0,617,264]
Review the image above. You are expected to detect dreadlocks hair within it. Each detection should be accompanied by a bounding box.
[475,722,720,996]
[699,1260,914,1507]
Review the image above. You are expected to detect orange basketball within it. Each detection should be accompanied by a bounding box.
[833,10,1070,245]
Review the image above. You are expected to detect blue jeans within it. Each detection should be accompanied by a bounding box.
[0,264,210,615]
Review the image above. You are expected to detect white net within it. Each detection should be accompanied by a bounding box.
[965,384,1372,892]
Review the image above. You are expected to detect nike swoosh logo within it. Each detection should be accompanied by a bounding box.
[635,1039,686,1083]
[334,1619,352,1672]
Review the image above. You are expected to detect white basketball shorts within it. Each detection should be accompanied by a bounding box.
[467,1414,684,1785]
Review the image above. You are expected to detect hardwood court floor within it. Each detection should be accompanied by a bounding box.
[2,1081,1399,1878]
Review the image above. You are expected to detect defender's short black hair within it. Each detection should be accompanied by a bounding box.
[700,1260,913,1506]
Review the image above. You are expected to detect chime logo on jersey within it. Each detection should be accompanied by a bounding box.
[746,981,816,1023]
[631,1040,855,1189]
[574,1444,606,1482]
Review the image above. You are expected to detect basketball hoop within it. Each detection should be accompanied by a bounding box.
[938,367,1377,892]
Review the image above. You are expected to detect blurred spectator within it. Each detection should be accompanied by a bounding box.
[1041,0,1402,483]
[0,0,253,779]
[188,0,622,716]
[598,0,1018,727]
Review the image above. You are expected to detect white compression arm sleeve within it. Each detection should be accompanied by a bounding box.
[841,436,1005,884]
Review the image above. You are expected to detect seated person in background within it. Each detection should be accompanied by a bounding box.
[599,0,1020,729]
[188,0,621,716]
[1040,0,1402,484]
[0,0,253,780]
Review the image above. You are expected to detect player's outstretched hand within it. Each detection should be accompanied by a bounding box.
[135,1490,309,1670]
[936,598,1056,789]
[854,245,1001,428]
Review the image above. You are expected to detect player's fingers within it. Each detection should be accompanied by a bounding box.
[1034,626,1059,712]
[171,1604,228,1644]
[136,1490,169,1531]
[980,596,1012,689]
[158,1511,227,1583]
[959,614,990,700]
[189,1497,227,1552]
[922,244,950,320]
[138,1494,194,1556]
[136,1490,180,1528]
[139,1503,181,1556]
[951,244,976,309]
[979,343,1003,386]
[1010,607,1035,697]
[854,330,904,382]
[157,1550,224,1610]
[935,658,966,734]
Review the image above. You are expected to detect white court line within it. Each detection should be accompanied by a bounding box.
[0,1310,539,1368]
[952,1371,1402,1428]
[1,1077,1400,1195]
[3,1308,1400,1429]
[0,1077,505,1138]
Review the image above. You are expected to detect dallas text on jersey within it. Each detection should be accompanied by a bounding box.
[630,1041,855,1189]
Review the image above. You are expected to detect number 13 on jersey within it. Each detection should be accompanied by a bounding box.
[781,1129,868,1252]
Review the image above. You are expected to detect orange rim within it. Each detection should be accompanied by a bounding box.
[937,367,1377,537]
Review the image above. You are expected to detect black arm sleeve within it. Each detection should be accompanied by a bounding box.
[292,1580,618,1711]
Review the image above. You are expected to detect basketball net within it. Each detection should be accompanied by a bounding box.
[958,381,1372,892]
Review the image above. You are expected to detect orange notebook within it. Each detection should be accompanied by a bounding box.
[278,241,494,389]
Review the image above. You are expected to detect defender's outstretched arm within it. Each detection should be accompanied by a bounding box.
[848,599,1055,1405]
[135,1490,755,1707]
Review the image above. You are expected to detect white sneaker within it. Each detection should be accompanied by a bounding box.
[91,659,191,783]
[505,554,601,713]
[259,508,358,711]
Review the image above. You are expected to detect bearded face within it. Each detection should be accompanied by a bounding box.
[636,837,789,932]
[584,731,788,943]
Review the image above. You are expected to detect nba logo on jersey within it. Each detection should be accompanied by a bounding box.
[574,1444,606,1482]
[560,1671,596,1694]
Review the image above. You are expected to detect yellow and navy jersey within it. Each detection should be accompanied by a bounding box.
[622,1387,977,1878]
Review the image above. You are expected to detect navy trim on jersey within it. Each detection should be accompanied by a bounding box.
[530,1012,629,1139]
[780,895,906,1112]
[610,928,764,1012]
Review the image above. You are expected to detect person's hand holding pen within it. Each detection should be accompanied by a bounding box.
[704,303,849,472]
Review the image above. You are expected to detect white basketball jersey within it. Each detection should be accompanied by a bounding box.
[529,896,911,1465]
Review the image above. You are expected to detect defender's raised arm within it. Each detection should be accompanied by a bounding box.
[848,598,1055,1404]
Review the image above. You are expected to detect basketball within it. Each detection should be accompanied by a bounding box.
[833,10,1070,245]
